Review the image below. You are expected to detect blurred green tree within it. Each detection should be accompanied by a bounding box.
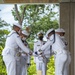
[12,4,59,41]
[0,18,10,75]
[0,18,10,47]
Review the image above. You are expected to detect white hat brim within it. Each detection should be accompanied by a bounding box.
[13,22,22,29]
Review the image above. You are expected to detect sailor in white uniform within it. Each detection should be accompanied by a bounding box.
[40,28,70,75]
[42,28,69,75]
[55,28,68,46]
[19,30,31,75]
[2,22,32,75]
[34,30,48,75]
[55,28,71,75]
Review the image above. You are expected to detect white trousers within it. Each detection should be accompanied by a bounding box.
[20,56,27,75]
[27,54,30,64]
[63,52,71,75]
[16,57,21,75]
[55,52,70,75]
[3,55,16,75]
[36,59,47,75]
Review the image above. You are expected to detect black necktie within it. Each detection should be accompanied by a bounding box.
[50,45,52,56]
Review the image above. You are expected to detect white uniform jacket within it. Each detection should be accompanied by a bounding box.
[52,34,66,54]
[2,30,30,56]
[40,35,54,58]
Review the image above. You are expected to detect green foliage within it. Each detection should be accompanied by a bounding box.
[28,56,36,75]
[31,16,59,35]
[28,42,34,50]
[0,18,10,75]
[0,18,10,47]
[47,56,55,75]
[28,56,55,75]
[12,4,59,40]
[0,46,7,75]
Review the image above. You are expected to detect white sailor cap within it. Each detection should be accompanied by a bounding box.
[55,28,65,33]
[37,30,44,36]
[60,28,65,33]
[46,28,54,38]
[13,22,22,29]
[22,30,29,36]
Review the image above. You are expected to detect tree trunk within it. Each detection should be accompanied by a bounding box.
[14,4,28,26]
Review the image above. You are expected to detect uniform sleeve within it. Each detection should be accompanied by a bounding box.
[41,40,52,51]
[15,35,30,53]
[52,34,65,50]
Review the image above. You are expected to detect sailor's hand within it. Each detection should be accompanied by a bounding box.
[38,50,43,55]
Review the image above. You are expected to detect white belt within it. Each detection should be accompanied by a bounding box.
[54,49,67,55]
[2,47,17,56]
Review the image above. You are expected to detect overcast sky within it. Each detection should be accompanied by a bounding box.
[0,4,59,26]
[0,4,16,25]
[0,4,22,26]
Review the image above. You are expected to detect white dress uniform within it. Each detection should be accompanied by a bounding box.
[41,28,70,75]
[15,49,22,75]
[16,30,30,75]
[51,34,68,75]
[2,30,30,75]
[34,40,48,75]
[41,34,68,75]
[55,28,71,75]
[60,36,71,75]
[20,52,28,75]
[20,40,30,75]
